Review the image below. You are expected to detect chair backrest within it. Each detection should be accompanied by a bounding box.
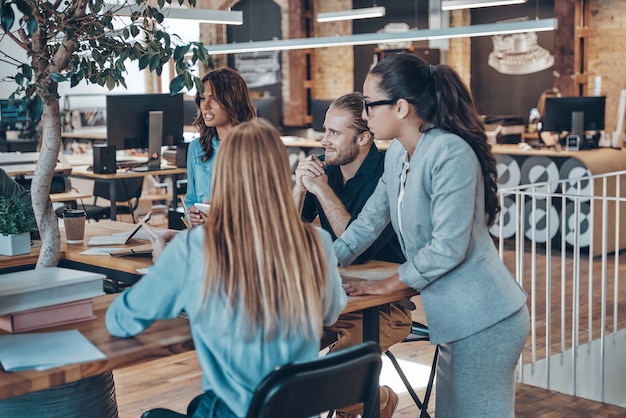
[93,177,143,209]
[246,341,382,418]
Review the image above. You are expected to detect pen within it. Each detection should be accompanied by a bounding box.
[179,196,192,226]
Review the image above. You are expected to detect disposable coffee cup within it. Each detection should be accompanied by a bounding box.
[63,209,86,244]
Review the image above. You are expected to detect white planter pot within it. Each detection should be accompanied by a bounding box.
[0,232,31,256]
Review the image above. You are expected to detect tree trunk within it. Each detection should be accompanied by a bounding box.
[32,99,62,268]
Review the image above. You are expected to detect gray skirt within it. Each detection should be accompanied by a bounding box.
[434,305,530,418]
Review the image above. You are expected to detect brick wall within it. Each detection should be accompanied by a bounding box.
[587,0,626,134]
[194,1,625,133]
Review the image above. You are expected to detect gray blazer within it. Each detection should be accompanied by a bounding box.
[334,128,527,344]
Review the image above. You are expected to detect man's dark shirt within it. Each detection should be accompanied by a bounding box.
[301,144,405,264]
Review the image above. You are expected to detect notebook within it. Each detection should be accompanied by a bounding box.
[87,212,151,246]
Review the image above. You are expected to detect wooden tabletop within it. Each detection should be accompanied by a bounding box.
[61,220,157,276]
[0,258,414,400]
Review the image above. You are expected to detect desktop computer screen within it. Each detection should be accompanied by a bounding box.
[106,94,184,150]
[542,96,606,136]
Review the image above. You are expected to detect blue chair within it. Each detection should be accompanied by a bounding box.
[384,321,439,418]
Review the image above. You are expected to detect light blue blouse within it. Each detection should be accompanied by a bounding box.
[106,226,347,417]
[185,136,220,208]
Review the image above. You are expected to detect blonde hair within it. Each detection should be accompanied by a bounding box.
[202,118,329,339]
[537,87,562,119]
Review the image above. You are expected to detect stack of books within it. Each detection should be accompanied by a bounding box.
[0,267,105,333]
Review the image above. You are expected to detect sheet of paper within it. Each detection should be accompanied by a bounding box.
[136,267,150,275]
[0,329,106,372]
[81,247,120,255]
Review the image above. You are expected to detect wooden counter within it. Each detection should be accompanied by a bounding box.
[491,145,626,255]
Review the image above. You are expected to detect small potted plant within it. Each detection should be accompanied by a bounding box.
[0,196,38,256]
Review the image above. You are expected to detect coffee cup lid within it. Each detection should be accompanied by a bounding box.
[63,208,86,217]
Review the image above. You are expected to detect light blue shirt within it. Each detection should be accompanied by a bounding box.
[106,226,347,417]
[185,136,220,208]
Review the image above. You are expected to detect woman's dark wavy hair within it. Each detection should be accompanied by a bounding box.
[369,54,500,226]
[193,67,256,161]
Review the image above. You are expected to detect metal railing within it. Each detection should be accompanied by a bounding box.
[493,169,626,406]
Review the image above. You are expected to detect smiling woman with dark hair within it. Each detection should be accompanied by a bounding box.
[185,67,256,226]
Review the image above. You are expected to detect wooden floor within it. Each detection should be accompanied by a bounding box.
[113,219,626,417]
[113,296,626,417]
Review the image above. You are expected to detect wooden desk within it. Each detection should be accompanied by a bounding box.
[70,166,186,220]
[50,190,92,203]
[0,245,41,273]
[0,260,413,413]
[0,294,193,409]
[0,151,73,177]
[59,220,159,286]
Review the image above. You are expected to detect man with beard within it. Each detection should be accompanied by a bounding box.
[293,92,410,418]
[293,92,404,265]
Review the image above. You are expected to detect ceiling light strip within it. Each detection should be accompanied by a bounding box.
[206,18,556,55]
[441,0,527,11]
[317,6,386,23]
[106,4,243,25]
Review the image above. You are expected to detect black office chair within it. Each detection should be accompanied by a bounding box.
[82,177,144,223]
[141,341,383,418]
[384,321,439,418]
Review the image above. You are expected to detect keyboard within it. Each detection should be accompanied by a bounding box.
[117,159,143,169]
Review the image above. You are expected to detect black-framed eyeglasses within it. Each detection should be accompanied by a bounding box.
[362,98,398,116]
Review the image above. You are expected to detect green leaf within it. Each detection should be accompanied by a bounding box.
[138,54,150,70]
[169,74,185,94]
[130,24,139,37]
[28,95,43,123]
[193,76,204,94]
[173,44,190,61]
[50,73,67,82]
[25,15,36,35]
[196,45,209,65]
[14,0,31,17]
[149,54,160,71]
[20,64,32,80]
[1,3,15,31]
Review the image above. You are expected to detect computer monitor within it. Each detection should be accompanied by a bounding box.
[252,97,281,127]
[106,94,184,149]
[542,96,606,137]
[311,99,333,133]
[183,99,198,126]
[1,99,34,132]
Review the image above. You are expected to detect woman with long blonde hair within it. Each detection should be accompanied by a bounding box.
[106,119,347,417]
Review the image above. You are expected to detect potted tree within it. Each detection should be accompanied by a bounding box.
[0,196,38,256]
[0,0,213,267]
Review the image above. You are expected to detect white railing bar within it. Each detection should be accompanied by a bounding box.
[560,190,567,358]
[600,177,609,403]
[571,197,581,396]
[545,186,553,388]
[614,175,621,334]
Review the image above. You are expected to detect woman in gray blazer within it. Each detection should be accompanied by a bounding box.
[337,54,530,418]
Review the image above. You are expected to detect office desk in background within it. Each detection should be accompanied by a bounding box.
[0,260,415,418]
[70,165,187,220]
